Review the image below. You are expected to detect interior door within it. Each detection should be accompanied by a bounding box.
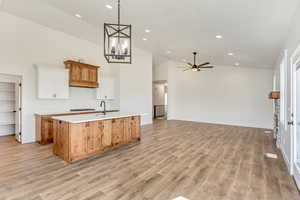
[14,81,21,143]
[294,63,300,188]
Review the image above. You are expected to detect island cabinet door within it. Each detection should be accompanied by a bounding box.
[53,120,69,161]
[102,120,112,148]
[131,116,141,140]
[41,117,54,144]
[86,121,112,153]
[86,121,102,154]
[112,118,125,147]
[123,118,132,143]
[69,123,88,161]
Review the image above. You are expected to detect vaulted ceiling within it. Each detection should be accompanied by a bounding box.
[1,0,299,68]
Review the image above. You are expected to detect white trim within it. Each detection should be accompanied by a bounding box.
[0,73,22,143]
[166,118,272,129]
[282,147,292,173]
[291,43,300,176]
[279,50,288,150]
[295,175,300,190]
[294,163,300,190]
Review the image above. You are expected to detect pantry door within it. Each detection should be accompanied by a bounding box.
[14,81,21,143]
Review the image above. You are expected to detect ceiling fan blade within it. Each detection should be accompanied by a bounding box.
[197,62,210,67]
[187,63,193,67]
[199,66,214,68]
[183,68,191,71]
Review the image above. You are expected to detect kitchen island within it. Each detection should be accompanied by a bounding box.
[35,109,119,144]
[52,112,141,163]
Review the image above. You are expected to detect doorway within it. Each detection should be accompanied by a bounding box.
[0,74,22,143]
[294,63,300,183]
[292,46,300,189]
[153,80,168,119]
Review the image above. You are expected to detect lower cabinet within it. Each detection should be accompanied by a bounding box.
[53,121,69,161]
[53,116,141,162]
[38,117,54,144]
[131,116,141,140]
[112,116,141,146]
[112,118,125,147]
[69,123,88,161]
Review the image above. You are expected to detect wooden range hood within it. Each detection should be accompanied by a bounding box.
[64,60,99,88]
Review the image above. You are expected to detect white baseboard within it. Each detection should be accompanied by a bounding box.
[281,148,292,174]
[293,163,300,190]
[141,115,153,125]
[294,174,300,190]
[166,117,272,129]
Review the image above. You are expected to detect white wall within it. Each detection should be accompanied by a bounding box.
[153,59,169,81]
[120,48,153,125]
[167,63,273,129]
[273,1,300,173]
[0,11,152,143]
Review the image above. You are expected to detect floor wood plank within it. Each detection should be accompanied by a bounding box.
[0,120,298,200]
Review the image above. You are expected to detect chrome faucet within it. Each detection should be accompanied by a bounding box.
[100,100,106,115]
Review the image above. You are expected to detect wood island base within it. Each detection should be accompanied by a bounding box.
[53,116,141,163]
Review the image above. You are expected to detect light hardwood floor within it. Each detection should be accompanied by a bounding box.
[0,120,299,200]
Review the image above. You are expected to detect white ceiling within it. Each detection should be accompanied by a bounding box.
[1,0,299,68]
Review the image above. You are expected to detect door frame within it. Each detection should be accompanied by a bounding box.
[291,44,300,188]
[279,50,288,150]
[0,73,22,143]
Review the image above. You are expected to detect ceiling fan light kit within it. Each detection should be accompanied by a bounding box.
[104,0,132,64]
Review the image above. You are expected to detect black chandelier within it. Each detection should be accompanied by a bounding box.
[104,0,132,64]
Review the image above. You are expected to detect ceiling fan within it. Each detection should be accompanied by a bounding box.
[181,52,214,72]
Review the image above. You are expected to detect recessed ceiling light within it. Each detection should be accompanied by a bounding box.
[106,4,113,9]
[75,14,82,19]
[228,52,234,56]
[216,35,223,39]
[235,62,240,66]
[166,50,172,54]
[145,29,151,33]
[182,59,187,62]
[142,38,148,41]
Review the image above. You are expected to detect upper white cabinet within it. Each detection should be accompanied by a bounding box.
[37,66,69,99]
[96,77,115,100]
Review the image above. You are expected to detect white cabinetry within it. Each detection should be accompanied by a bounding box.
[37,67,69,99]
[96,77,115,100]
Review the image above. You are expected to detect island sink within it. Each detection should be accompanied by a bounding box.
[52,113,141,163]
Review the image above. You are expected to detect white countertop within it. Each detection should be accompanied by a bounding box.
[35,109,115,116]
[52,112,146,123]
